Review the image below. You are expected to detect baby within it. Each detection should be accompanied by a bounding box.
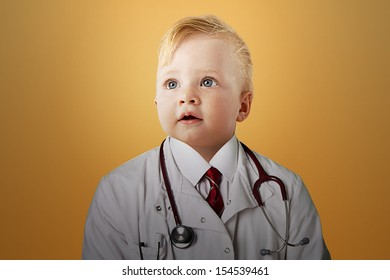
[82,15,330,260]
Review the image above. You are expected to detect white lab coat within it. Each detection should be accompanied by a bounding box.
[82,139,330,260]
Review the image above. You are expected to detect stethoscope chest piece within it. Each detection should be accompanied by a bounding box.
[170,225,195,249]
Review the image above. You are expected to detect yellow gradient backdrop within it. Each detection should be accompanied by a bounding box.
[1,0,389,259]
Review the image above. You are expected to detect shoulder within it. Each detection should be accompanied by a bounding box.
[108,147,160,179]
[95,146,161,199]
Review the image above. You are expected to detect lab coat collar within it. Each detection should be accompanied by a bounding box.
[169,136,238,185]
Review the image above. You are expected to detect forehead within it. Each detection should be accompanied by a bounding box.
[176,34,231,56]
[159,34,240,75]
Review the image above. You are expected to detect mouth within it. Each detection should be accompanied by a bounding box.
[178,112,203,124]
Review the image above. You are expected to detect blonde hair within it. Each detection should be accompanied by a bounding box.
[158,15,253,92]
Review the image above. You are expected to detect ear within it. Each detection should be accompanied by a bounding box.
[236,91,253,122]
[154,98,158,106]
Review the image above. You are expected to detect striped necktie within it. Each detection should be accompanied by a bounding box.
[205,167,224,217]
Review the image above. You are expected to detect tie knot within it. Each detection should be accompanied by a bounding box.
[205,167,222,186]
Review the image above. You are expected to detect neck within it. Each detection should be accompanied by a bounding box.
[191,145,222,162]
[170,135,234,162]
[191,136,234,162]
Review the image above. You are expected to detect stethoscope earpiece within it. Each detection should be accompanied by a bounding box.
[170,225,195,249]
[260,249,271,256]
[260,237,310,257]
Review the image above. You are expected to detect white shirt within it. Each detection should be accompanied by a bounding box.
[169,136,238,201]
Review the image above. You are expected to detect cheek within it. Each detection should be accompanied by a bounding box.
[156,107,171,133]
[156,99,175,124]
[213,98,240,120]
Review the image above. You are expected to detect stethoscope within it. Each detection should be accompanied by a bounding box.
[159,139,309,258]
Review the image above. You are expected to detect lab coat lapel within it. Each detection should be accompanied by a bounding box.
[222,143,275,223]
[178,179,229,234]
[152,140,183,227]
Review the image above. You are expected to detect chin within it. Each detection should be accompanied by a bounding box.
[178,135,224,149]
[175,135,201,146]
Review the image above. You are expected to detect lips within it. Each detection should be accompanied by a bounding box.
[178,112,202,124]
[181,115,198,120]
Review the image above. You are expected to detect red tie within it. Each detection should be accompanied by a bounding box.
[205,167,224,217]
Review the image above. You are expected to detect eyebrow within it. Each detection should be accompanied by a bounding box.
[199,69,222,76]
[160,69,179,76]
[160,69,223,77]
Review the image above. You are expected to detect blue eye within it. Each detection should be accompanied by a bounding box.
[166,80,178,89]
[201,78,217,87]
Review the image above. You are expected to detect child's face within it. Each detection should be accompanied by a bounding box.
[155,34,252,153]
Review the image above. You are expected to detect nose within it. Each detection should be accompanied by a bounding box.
[178,87,200,105]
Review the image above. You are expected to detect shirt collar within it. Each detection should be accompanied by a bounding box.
[209,136,238,183]
[169,136,239,186]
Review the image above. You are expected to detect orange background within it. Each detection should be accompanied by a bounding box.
[1,0,389,259]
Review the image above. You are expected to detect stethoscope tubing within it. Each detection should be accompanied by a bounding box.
[159,139,182,226]
[159,139,308,256]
